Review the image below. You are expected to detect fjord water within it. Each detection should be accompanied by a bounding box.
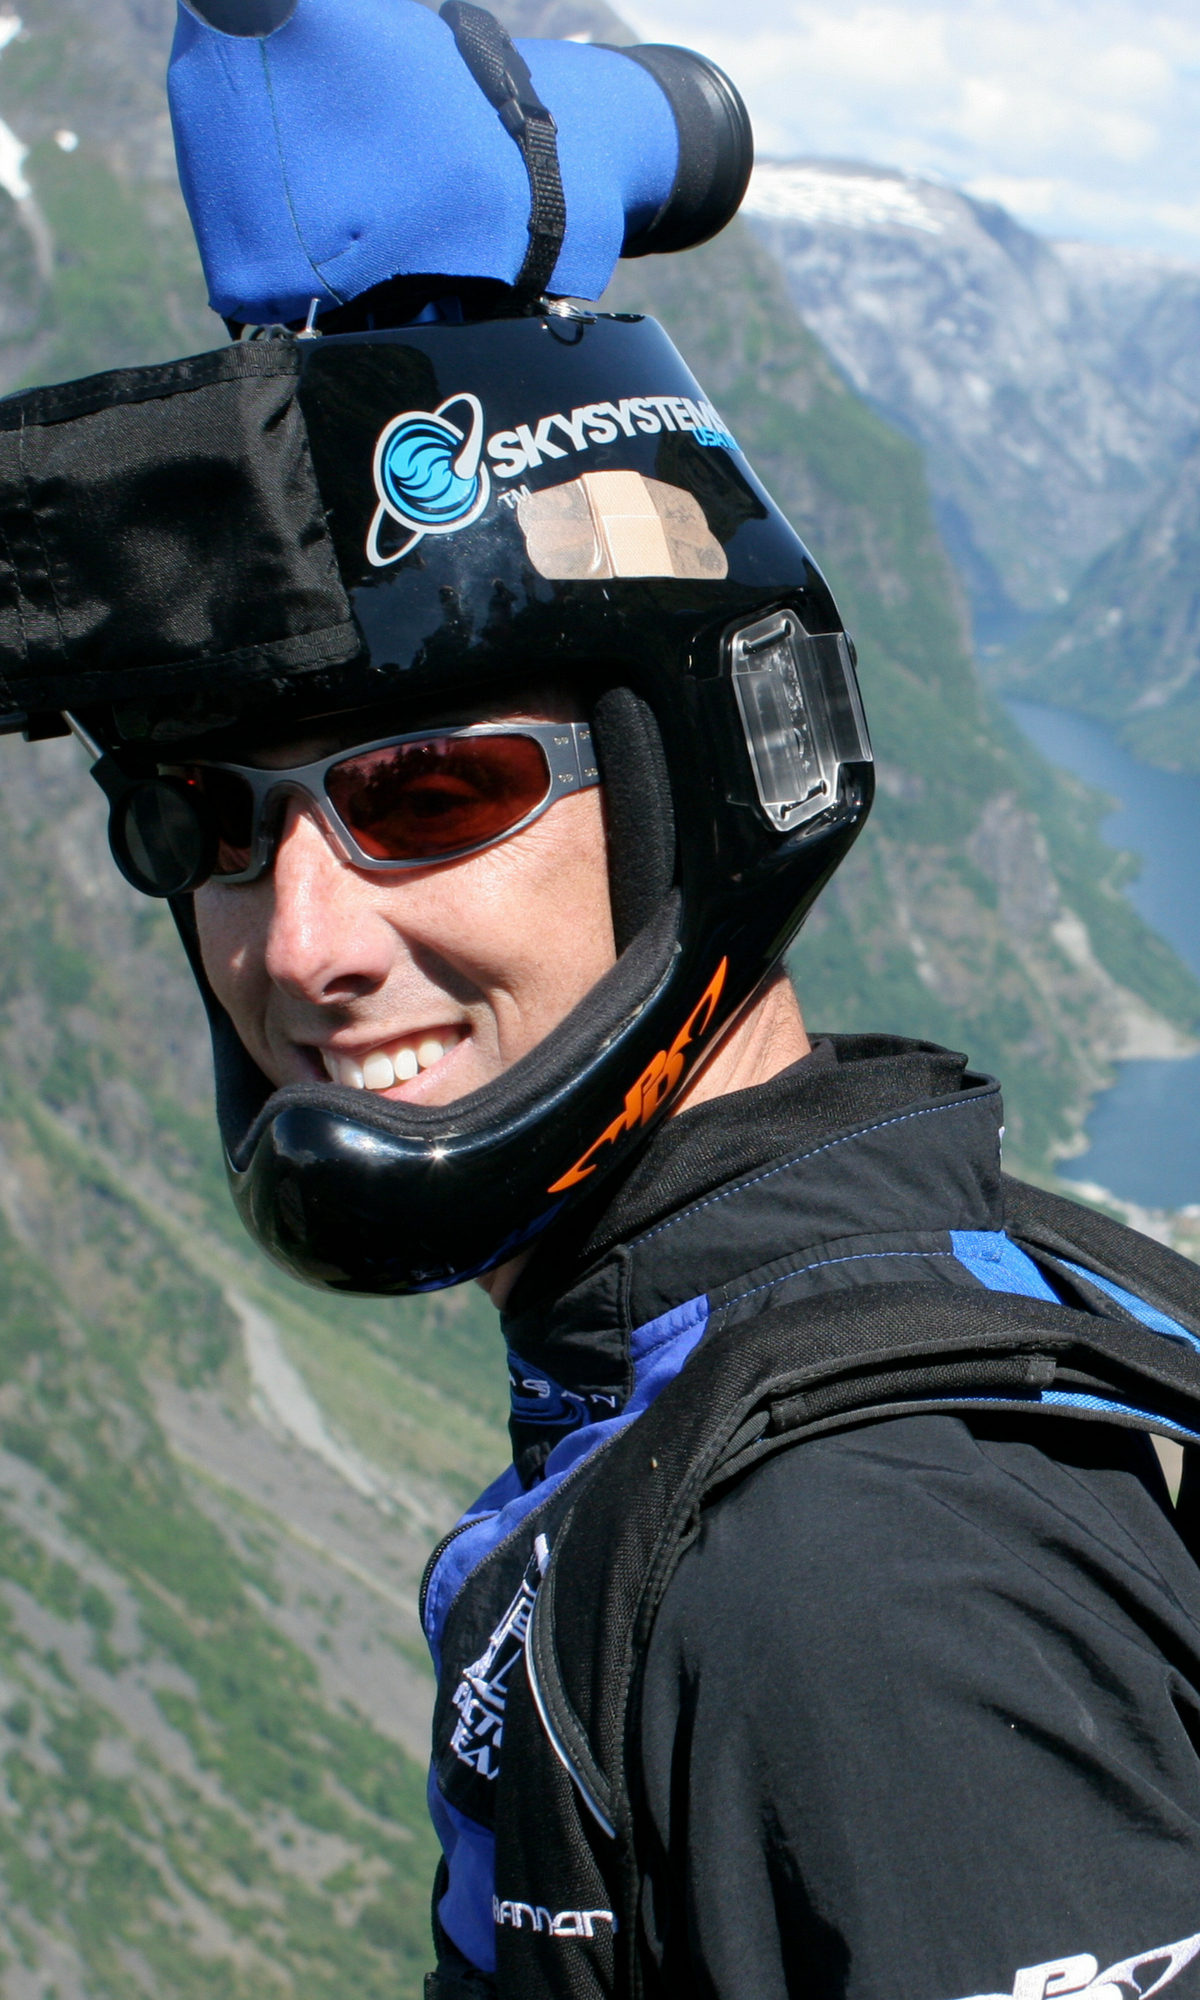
[1007,700,1200,1210]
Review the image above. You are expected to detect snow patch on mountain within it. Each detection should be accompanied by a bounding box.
[745,161,945,236]
[0,16,31,204]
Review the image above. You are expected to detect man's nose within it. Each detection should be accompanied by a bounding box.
[262,801,395,1003]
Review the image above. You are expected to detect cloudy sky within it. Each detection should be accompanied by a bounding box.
[624,0,1200,260]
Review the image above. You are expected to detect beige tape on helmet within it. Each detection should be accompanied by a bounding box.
[518,469,728,580]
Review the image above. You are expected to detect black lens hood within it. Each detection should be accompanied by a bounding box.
[180,0,299,36]
[619,45,754,258]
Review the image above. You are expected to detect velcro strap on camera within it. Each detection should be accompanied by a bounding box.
[440,0,567,301]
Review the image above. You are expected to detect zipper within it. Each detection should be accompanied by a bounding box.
[419,1419,638,1636]
[419,1515,487,1629]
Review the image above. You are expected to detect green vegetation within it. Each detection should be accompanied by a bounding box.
[0,1100,451,1995]
[20,138,214,386]
[0,0,215,392]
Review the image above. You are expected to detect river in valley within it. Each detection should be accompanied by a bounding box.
[1006,699,1200,1212]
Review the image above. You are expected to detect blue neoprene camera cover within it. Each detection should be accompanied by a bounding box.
[169,0,681,322]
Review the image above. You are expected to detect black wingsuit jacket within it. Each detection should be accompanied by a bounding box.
[427,1036,1200,2000]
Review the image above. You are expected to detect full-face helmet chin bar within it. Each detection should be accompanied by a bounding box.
[63,713,215,899]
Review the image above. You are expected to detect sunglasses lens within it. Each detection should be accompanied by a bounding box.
[182,765,257,876]
[327,735,551,862]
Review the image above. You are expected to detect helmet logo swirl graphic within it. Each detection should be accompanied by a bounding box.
[366,392,490,567]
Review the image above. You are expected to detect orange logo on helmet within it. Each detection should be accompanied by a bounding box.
[548,959,729,1196]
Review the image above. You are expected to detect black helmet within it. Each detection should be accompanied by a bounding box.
[0,308,873,1292]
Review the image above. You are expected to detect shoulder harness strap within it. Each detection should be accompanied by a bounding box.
[1004,1173,1200,1331]
[492,1200,1200,1996]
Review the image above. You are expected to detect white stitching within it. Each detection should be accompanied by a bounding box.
[720,1248,957,1313]
[634,1096,991,1250]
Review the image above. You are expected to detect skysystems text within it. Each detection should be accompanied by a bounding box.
[486,395,737,477]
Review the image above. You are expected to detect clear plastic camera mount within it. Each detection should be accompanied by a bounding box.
[729,609,873,834]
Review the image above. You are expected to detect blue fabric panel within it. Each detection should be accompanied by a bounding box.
[950,1229,1061,1301]
[423,1293,709,1668]
[427,1777,499,1975]
[521,41,677,297]
[1041,1388,1200,1444]
[1055,1259,1200,1353]
[507,1353,622,1436]
[169,0,679,321]
[425,1291,709,1971]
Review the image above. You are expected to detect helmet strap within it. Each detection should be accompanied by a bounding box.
[440,0,567,303]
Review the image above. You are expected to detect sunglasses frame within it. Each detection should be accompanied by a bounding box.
[181,720,601,884]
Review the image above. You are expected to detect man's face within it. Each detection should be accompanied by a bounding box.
[192,706,617,1106]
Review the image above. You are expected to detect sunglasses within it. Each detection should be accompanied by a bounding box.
[176,720,601,884]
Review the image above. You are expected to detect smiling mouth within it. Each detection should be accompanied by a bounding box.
[320,1028,463,1092]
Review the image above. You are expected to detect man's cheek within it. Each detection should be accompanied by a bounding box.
[194,893,258,1012]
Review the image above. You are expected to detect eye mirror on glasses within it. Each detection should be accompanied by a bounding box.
[63,713,216,898]
[109,780,216,899]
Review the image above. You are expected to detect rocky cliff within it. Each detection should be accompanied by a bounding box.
[743,160,1200,639]
[998,431,1200,772]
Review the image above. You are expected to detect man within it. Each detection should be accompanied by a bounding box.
[186,694,814,1299]
[137,505,1200,2000]
[4,2,1200,1995]
[174,672,1200,2000]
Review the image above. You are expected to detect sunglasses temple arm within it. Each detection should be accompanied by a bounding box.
[63,710,103,762]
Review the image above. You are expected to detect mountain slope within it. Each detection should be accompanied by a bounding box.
[0,1205,439,1999]
[997,434,1200,774]
[0,0,214,393]
[606,225,1200,1167]
[0,726,518,1998]
[743,160,1200,638]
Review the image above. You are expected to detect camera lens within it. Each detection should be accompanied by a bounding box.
[619,46,754,258]
[180,0,299,37]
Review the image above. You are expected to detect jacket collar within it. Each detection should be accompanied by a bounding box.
[501,1035,1004,1476]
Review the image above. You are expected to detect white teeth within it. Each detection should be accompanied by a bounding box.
[323,1051,365,1089]
[362,1051,395,1092]
[321,1029,459,1093]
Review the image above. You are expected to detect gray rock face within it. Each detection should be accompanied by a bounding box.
[744,161,1200,635]
[1004,433,1200,768]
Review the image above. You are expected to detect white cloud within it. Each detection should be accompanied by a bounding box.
[624,0,1200,258]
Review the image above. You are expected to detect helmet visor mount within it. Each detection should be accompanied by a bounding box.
[730,612,872,836]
